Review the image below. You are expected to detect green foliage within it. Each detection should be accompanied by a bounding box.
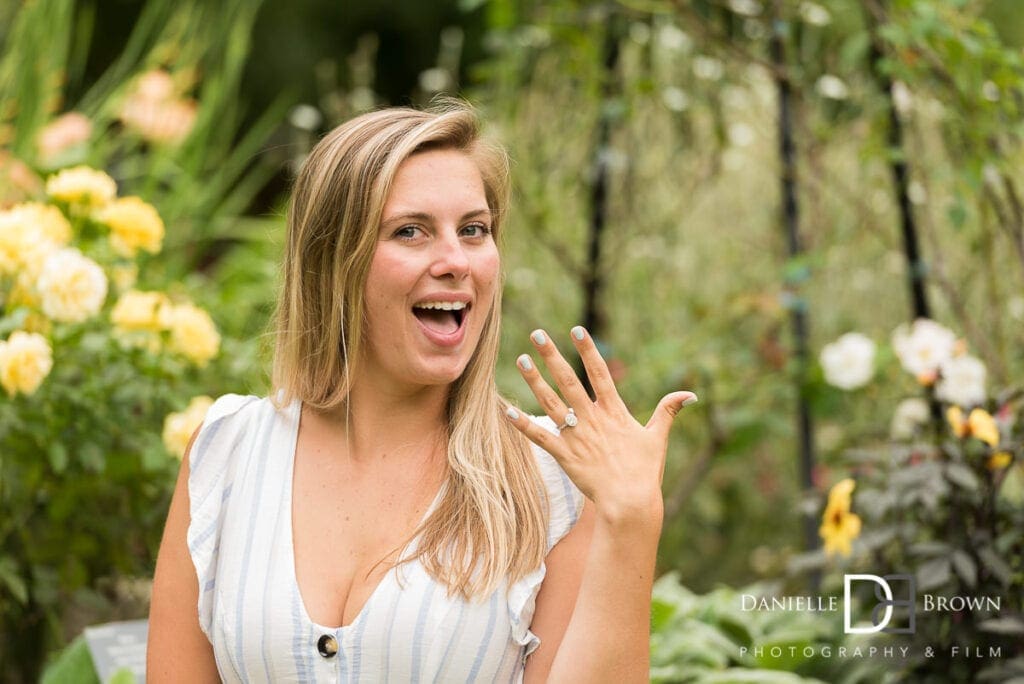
[0,1,289,680]
[649,572,892,683]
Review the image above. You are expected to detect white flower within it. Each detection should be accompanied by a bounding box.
[728,0,762,17]
[908,181,927,205]
[657,24,692,53]
[800,1,831,26]
[728,122,755,147]
[820,332,876,390]
[891,80,913,114]
[816,74,849,100]
[892,318,957,376]
[936,355,987,407]
[36,248,108,323]
[693,56,724,81]
[891,398,930,440]
[661,86,690,112]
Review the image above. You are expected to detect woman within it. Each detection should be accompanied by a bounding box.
[147,100,697,682]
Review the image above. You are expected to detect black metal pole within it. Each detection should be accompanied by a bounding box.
[771,10,820,586]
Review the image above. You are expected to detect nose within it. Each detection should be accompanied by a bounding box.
[428,230,471,280]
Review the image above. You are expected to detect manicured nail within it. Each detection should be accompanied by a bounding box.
[682,395,699,407]
[517,354,533,371]
[531,330,547,346]
[506,406,520,420]
[571,326,585,341]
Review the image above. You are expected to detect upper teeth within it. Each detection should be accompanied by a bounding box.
[414,301,467,310]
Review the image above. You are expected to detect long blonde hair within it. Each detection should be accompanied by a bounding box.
[268,99,549,601]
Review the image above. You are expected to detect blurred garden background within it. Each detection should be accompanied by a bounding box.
[1,0,1023,681]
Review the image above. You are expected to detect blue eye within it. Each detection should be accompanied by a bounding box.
[394,226,421,240]
[463,223,493,238]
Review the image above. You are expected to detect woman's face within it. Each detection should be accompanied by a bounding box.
[362,148,500,392]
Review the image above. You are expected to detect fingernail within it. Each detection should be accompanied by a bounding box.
[682,395,699,407]
[531,330,547,346]
[517,354,533,371]
[571,326,585,341]
[506,406,520,420]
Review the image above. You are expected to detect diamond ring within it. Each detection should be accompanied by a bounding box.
[556,408,578,430]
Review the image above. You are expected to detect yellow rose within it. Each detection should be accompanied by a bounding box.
[98,196,165,258]
[162,395,214,459]
[0,331,54,397]
[36,248,109,323]
[111,263,139,293]
[45,165,117,211]
[165,303,220,367]
[0,205,64,278]
[111,290,172,353]
[111,290,171,332]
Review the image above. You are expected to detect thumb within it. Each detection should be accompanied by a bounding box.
[645,391,698,439]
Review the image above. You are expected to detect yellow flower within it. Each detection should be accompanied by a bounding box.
[111,290,171,332]
[947,406,1000,447]
[0,205,65,278]
[165,303,220,367]
[98,196,165,258]
[36,248,109,323]
[10,202,72,245]
[111,263,139,293]
[988,451,1013,470]
[0,331,54,397]
[819,478,862,558]
[111,290,172,353]
[162,395,214,459]
[45,165,117,211]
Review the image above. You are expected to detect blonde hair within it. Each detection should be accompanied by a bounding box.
[268,99,548,601]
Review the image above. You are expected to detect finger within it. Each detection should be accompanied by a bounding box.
[503,404,568,461]
[516,350,571,423]
[528,329,593,416]
[645,391,698,441]
[568,326,629,412]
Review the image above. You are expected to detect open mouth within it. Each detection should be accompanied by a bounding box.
[411,302,469,336]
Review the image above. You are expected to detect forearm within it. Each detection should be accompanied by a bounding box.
[546,504,663,683]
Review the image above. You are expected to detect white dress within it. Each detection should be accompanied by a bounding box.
[187,393,585,683]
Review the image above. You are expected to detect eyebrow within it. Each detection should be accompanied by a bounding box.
[381,209,491,226]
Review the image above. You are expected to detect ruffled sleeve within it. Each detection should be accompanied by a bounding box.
[508,413,587,657]
[186,392,259,640]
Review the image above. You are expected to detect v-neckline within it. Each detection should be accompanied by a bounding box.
[285,398,447,632]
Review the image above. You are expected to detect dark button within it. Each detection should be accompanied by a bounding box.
[317,634,338,658]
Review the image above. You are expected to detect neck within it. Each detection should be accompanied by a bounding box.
[312,375,451,469]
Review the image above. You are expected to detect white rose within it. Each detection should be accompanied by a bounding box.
[36,248,109,323]
[820,332,876,390]
[892,318,957,376]
[890,398,930,440]
[936,355,987,407]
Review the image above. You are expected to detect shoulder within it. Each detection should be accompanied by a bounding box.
[524,413,586,552]
[188,393,263,473]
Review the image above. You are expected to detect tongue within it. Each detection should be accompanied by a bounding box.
[414,308,459,334]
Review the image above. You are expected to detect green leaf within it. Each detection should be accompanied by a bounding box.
[945,463,980,492]
[916,558,951,591]
[40,634,100,684]
[0,557,28,604]
[978,547,1013,586]
[977,617,1024,635]
[950,550,977,589]
[48,441,69,474]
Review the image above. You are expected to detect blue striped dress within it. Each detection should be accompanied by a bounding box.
[187,393,585,683]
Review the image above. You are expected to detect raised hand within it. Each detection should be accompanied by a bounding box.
[504,326,697,526]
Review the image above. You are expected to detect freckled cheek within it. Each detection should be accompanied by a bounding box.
[474,251,501,298]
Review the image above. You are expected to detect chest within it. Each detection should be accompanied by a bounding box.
[289,424,446,630]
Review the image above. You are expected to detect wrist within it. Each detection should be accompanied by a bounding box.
[594,494,664,534]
